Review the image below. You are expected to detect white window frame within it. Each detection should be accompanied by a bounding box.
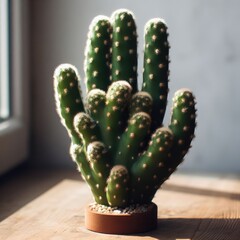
[0,0,29,175]
[0,0,10,119]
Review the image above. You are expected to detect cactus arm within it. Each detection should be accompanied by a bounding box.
[87,141,112,186]
[53,64,84,145]
[70,143,108,205]
[167,88,196,170]
[129,91,153,118]
[106,165,130,207]
[142,19,170,129]
[84,16,112,92]
[70,143,95,186]
[86,89,106,126]
[102,81,132,154]
[115,112,151,170]
[130,127,173,204]
[111,9,138,92]
[73,112,102,148]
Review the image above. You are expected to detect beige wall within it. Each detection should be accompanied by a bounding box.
[30,0,240,172]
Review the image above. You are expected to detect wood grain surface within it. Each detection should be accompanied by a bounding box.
[0,168,239,240]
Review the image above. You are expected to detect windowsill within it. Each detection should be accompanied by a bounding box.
[0,166,239,239]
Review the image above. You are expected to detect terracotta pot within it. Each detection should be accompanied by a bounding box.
[85,202,158,234]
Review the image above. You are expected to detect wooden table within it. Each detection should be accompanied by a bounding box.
[0,168,239,239]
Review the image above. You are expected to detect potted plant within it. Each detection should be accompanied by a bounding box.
[53,9,197,234]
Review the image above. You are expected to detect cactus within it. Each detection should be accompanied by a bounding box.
[53,9,197,208]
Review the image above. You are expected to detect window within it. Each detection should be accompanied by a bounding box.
[0,0,10,121]
[0,0,29,175]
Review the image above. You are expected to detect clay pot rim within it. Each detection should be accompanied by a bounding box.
[85,202,158,234]
[88,203,155,214]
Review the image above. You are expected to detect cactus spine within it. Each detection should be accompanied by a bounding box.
[54,9,197,208]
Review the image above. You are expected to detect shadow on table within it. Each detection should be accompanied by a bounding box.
[137,218,240,240]
[163,182,240,201]
[0,164,80,221]
[134,181,240,239]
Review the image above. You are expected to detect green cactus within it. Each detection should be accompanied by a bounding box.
[54,9,197,207]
